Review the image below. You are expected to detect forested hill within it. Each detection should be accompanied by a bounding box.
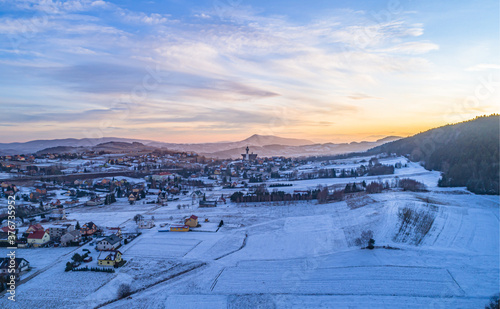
[369,115,499,194]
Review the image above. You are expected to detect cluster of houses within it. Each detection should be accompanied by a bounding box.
[0,220,130,284]
[0,147,204,179]
[1,221,125,249]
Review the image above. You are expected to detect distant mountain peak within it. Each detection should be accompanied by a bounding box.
[241,134,313,146]
[376,136,402,143]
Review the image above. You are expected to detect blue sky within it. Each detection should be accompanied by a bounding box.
[0,0,498,143]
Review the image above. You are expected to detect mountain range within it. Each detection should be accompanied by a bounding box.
[0,134,400,158]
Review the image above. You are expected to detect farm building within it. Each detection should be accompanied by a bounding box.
[199,200,217,207]
[170,225,189,232]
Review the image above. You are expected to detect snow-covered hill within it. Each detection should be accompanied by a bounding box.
[2,159,498,309]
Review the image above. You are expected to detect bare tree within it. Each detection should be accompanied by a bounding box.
[354,230,374,247]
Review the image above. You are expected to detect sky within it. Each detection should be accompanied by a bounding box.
[0,0,498,144]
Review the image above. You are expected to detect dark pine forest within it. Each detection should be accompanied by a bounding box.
[369,115,499,195]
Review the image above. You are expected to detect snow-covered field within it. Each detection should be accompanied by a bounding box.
[1,160,499,309]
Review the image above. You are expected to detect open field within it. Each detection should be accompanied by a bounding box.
[123,237,201,258]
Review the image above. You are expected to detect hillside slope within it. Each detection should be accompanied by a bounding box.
[369,115,499,194]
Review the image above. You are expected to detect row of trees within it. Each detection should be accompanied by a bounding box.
[231,177,427,204]
[230,190,318,203]
[104,193,117,205]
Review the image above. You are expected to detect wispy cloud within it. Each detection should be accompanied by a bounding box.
[348,93,382,100]
[0,0,496,143]
[466,63,500,71]
[377,41,439,54]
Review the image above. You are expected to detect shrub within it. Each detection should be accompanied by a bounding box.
[331,189,344,201]
[398,178,426,192]
[367,238,375,249]
[366,181,384,194]
[71,253,83,263]
[117,283,131,299]
[354,230,374,247]
[485,294,499,309]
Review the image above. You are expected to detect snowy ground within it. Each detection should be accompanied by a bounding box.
[0,172,12,179]
[1,160,499,308]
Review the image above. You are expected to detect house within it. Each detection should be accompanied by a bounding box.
[137,216,154,229]
[48,207,67,220]
[147,188,161,195]
[30,188,47,201]
[97,250,122,267]
[184,215,198,228]
[152,172,180,181]
[26,223,45,234]
[158,191,168,206]
[86,197,103,206]
[96,235,121,251]
[50,199,62,207]
[60,230,82,246]
[0,258,30,279]
[199,200,217,207]
[128,193,137,204]
[1,226,15,233]
[190,190,204,199]
[170,225,189,232]
[81,222,98,236]
[64,199,79,205]
[27,230,50,247]
[102,227,122,238]
[47,224,74,241]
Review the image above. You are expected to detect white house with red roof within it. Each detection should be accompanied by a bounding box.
[27,230,50,247]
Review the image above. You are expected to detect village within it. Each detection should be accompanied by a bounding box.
[0,147,411,284]
[0,147,498,308]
